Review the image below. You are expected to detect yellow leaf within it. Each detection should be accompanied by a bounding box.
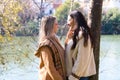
[0,35,4,42]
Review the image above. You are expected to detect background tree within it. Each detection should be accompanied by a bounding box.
[88,0,103,80]
[32,0,54,19]
[0,1,39,76]
[102,8,120,34]
[55,0,80,25]
[16,0,39,36]
[0,0,22,41]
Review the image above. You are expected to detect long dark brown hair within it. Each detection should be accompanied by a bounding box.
[70,10,93,49]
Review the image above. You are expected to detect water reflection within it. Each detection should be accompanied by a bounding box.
[99,35,120,80]
[0,35,120,80]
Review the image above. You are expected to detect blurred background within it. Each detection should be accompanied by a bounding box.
[0,0,120,80]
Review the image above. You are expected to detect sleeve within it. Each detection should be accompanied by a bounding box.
[40,46,63,80]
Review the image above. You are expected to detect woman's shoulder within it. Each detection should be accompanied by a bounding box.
[78,30,83,40]
[34,39,53,57]
[40,39,51,46]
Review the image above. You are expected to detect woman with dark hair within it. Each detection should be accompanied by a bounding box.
[65,10,96,80]
[35,16,66,80]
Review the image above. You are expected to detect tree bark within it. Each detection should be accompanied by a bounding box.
[88,0,103,80]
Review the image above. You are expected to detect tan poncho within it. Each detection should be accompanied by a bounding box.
[35,35,66,80]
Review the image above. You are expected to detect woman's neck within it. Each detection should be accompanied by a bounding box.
[51,33,55,36]
[70,24,77,31]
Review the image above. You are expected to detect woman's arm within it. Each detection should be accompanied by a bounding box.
[40,46,63,80]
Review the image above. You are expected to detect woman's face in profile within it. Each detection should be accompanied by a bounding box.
[67,15,74,27]
[53,20,58,33]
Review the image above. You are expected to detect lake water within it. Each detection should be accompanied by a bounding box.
[0,35,120,80]
[99,35,120,80]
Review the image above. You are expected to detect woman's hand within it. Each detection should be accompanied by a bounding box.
[65,28,74,45]
[66,29,74,39]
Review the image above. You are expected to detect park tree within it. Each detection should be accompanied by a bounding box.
[0,0,39,76]
[0,0,44,37]
[32,0,54,19]
[55,0,80,25]
[88,0,103,80]
[15,0,40,36]
[0,0,22,41]
[19,0,39,24]
[15,0,55,36]
[102,8,120,34]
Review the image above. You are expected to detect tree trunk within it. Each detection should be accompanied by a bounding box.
[88,0,103,80]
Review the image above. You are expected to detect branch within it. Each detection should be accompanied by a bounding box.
[32,0,41,10]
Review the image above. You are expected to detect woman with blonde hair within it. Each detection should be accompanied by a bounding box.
[35,16,66,80]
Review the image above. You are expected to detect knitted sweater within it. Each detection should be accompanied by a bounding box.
[65,31,96,80]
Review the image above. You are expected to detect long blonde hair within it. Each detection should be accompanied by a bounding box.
[39,16,56,43]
